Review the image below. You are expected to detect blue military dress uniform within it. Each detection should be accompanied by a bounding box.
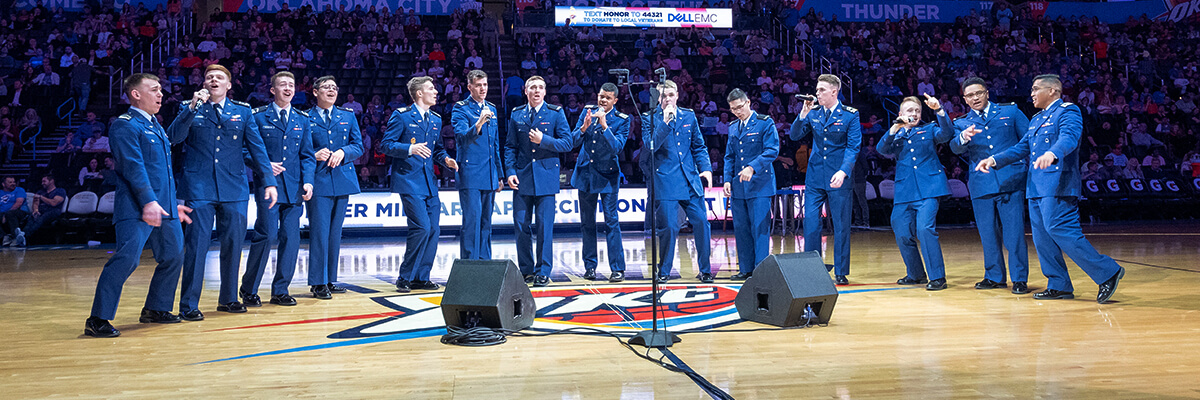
[876,112,955,282]
[168,98,275,312]
[450,98,501,260]
[381,105,452,285]
[789,102,861,277]
[90,108,184,320]
[306,105,363,287]
[991,99,1122,293]
[504,103,575,278]
[950,102,1030,285]
[642,107,712,278]
[243,104,315,298]
[724,111,779,275]
[571,106,630,275]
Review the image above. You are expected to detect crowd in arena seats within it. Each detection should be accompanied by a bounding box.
[3,0,1200,246]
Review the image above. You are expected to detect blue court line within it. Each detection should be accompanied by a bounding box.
[192,328,446,364]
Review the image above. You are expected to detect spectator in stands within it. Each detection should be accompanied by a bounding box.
[99,156,117,193]
[6,80,24,107]
[17,108,39,136]
[1081,152,1102,174]
[1100,154,1120,179]
[1182,146,1200,178]
[82,128,110,153]
[0,176,27,247]
[1082,163,1105,181]
[1121,158,1145,180]
[180,51,202,68]
[343,94,363,115]
[18,174,66,246]
[79,157,103,186]
[1108,145,1129,167]
[0,117,15,164]
[32,64,60,86]
[1144,158,1176,180]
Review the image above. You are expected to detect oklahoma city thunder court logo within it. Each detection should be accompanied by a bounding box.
[199,285,745,364]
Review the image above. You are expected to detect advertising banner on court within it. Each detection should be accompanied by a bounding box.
[245,187,794,229]
[554,6,733,28]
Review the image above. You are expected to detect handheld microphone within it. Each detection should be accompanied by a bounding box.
[795,94,816,103]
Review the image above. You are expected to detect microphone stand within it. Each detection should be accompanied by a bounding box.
[612,72,680,348]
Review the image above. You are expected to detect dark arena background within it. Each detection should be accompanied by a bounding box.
[2,0,1200,398]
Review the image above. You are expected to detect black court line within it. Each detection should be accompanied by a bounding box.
[1112,258,1200,274]
[661,347,733,400]
[336,282,381,294]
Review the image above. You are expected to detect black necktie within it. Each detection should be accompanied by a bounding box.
[212,102,222,116]
[323,109,331,124]
[279,109,288,126]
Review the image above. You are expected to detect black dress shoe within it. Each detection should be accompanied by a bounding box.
[217,302,248,313]
[835,275,849,285]
[926,278,947,291]
[698,273,714,283]
[523,274,535,284]
[1097,267,1125,304]
[395,279,411,293]
[411,280,440,290]
[179,309,205,321]
[84,316,120,338]
[311,285,333,299]
[139,308,182,323]
[532,275,550,287]
[654,275,669,284]
[897,276,929,285]
[1033,289,1075,300]
[730,272,752,281]
[1011,282,1030,294]
[974,279,1007,290]
[583,268,597,280]
[240,291,263,307]
[327,283,347,294]
[608,271,625,282]
[269,294,297,306]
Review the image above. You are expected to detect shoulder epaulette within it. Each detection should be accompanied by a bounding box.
[679,107,693,112]
[337,106,354,112]
[252,106,269,114]
[642,110,653,116]
[546,104,563,111]
[954,115,968,121]
[294,109,309,117]
[456,99,469,106]
[230,100,250,108]
[615,111,628,119]
[118,114,132,120]
[756,113,770,121]
[1061,102,1074,107]
[843,106,858,113]
[398,107,410,113]
[514,104,528,111]
[486,101,497,108]
[1000,102,1016,106]
[430,110,442,118]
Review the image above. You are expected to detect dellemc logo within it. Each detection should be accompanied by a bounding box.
[331,285,743,339]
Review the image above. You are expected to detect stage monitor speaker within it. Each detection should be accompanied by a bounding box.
[441,259,536,331]
[735,251,839,326]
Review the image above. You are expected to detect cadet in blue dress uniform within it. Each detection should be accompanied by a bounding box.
[242,72,315,307]
[504,75,576,287]
[381,76,458,293]
[722,88,778,280]
[451,70,502,260]
[571,83,629,282]
[977,74,1125,303]
[168,65,277,320]
[641,80,714,284]
[86,74,192,337]
[788,74,860,285]
[305,76,363,300]
[876,95,955,290]
[948,77,1032,294]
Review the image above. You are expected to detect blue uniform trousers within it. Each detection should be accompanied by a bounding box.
[514,194,556,277]
[803,187,852,275]
[307,195,348,286]
[180,200,248,310]
[457,189,494,260]
[1028,196,1122,292]
[890,198,946,281]
[398,194,440,282]
[655,195,712,277]
[91,218,184,320]
[731,196,772,274]
[580,191,625,272]
[972,191,1029,283]
[242,198,304,296]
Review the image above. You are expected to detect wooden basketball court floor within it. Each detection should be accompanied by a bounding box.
[2,221,1199,398]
